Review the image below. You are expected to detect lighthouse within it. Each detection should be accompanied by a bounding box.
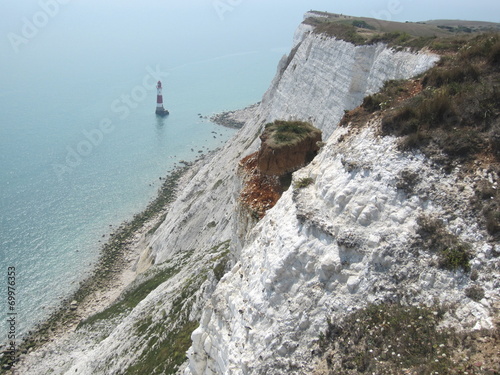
[155,81,169,116]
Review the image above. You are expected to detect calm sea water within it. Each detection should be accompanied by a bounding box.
[0,1,290,342]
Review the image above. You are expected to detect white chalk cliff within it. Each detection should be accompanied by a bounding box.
[17,14,499,375]
[150,21,440,264]
[181,19,498,375]
[186,123,499,374]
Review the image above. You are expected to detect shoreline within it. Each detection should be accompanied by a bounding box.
[208,102,260,129]
[1,163,194,373]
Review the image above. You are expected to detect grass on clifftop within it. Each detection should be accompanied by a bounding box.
[264,120,321,147]
[356,32,500,163]
[304,12,500,49]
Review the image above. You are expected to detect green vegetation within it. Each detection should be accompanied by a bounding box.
[356,33,500,238]
[346,33,500,239]
[417,215,472,272]
[377,33,500,164]
[306,15,457,48]
[124,273,204,375]
[352,20,375,30]
[78,266,179,328]
[316,22,367,45]
[213,255,229,281]
[294,177,315,189]
[305,12,500,56]
[370,31,412,45]
[147,213,167,235]
[208,240,230,254]
[465,285,486,301]
[123,242,230,375]
[127,320,199,375]
[211,241,231,281]
[395,169,421,194]
[362,79,408,112]
[264,120,321,146]
[472,179,500,237]
[318,303,452,374]
[212,179,224,190]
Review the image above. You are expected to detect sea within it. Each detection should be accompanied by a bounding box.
[0,1,293,344]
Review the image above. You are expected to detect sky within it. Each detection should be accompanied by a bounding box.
[0,0,498,94]
[1,0,499,59]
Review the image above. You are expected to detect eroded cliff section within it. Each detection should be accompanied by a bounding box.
[233,121,322,252]
[183,18,499,375]
[257,120,322,176]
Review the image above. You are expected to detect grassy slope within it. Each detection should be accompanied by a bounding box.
[424,19,500,30]
[369,32,499,237]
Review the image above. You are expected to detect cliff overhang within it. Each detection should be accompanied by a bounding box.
[257,120,322,176]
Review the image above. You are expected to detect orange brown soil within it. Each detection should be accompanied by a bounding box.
[238,152,283,219]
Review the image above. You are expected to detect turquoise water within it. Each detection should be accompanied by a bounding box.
[0,1,289,342]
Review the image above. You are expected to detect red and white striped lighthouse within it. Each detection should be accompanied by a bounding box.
[155,80,169,116]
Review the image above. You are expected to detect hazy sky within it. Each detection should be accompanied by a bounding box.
[1,0,499,83]
[2,0,499,48]
[2,1,499,56]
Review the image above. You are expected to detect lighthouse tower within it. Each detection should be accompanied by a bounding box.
[155,81,169,116]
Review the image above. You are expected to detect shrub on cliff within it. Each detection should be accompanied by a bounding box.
[377,33,500,165]
[294,177,314,189]
[318,303,452,374]
[416,214,472,272]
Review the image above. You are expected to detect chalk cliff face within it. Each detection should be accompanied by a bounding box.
[180,22,476,375]
[21,14,500,375]
[179,19,498,375]
[186,123,499,374]
[260,25,439,138]
[132,19,446,374]
[149,21,439,267]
